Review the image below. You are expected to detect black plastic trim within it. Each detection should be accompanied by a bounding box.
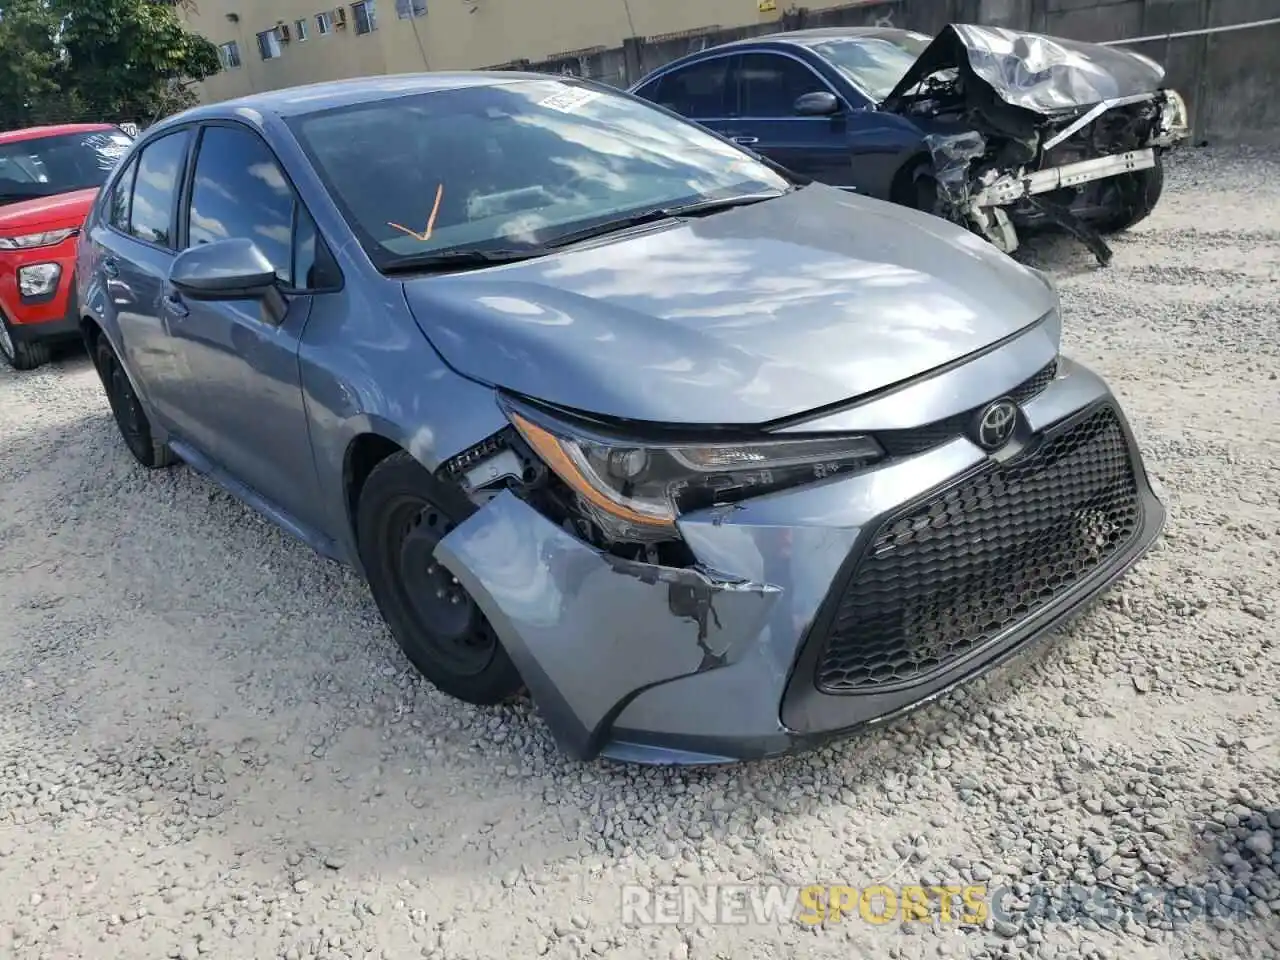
[778,398,1162,735]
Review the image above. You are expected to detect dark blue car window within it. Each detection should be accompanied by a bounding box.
[187,125,296,284]
[649,58,731,119]
[737,53,829,118]
[806,36,929,102]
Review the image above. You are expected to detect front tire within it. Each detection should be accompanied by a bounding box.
[1096,156,1164,234]
[94,336,178,469]
[0,317,52,371]
[356,451,523,705]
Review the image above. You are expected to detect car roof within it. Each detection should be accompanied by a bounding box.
[168,71,555,125]
[0,123,118,145]
[705,26,929,51]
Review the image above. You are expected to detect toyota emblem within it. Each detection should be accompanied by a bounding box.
[973,399,1019,451]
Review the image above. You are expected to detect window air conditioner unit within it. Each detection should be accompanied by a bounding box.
[334,7,348,27]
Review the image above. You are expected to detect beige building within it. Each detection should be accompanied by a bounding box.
[179,0,857,103]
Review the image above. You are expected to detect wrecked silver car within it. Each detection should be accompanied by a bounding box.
[81,73,1166,765]
[884,24,1189,263]
[629,24,1190,264]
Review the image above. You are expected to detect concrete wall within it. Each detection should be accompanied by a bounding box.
[525,0,1280,144]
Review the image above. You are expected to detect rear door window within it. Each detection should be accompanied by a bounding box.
[107,158,138,232]
[127,130,192,247]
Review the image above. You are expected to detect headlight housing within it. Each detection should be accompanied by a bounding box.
[18,262,61,299]
[506,401,884,542]
[0,228,78,251]
[1160,90,1189,137]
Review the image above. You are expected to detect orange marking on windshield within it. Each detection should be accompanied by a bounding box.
[387,182,444,242]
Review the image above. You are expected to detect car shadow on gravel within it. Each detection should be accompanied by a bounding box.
[1166,797,1280,941]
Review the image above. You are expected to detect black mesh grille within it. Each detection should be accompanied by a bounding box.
[878,360,1059,458]
[815,405,1142,694]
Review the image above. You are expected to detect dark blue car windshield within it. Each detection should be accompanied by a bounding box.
[806,35,932,102]
[288,79,789,266]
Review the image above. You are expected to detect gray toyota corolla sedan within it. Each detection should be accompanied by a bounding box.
[77,73,1164,764]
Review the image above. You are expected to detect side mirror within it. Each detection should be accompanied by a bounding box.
[794,91,841,117]
[169,238,287,322]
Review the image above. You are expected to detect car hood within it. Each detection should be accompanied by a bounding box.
[883,23,1167,115]
[0,188,98,235]
[402,184,1058,426]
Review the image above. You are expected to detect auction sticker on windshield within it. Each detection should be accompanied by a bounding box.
[539,87,601,113]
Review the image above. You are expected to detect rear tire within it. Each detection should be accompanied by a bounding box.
[0,318,51,371]
[356,451,524,705]
[1095,156,1164,234]
[94,336,178,469]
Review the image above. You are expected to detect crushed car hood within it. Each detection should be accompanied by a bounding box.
[883,23,1166,115]
[403,184,1058,426]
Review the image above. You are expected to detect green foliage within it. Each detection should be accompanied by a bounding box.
[0,0,63,128]
[0,0,220,130]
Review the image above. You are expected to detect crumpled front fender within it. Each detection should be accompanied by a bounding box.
[433,491,781,761]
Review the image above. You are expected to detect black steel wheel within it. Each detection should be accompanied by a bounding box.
[95,336,177,468]
[1095,156,1165,234]
[356,451,523,704]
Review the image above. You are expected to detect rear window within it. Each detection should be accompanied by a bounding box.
[0,129,133,205]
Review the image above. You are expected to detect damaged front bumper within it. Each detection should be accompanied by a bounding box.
[926,87,1188,264]
[892,23,1193,264]
[433,358,1166,765]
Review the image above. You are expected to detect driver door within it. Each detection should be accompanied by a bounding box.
[725,52,859,188]
[162,121,330,535]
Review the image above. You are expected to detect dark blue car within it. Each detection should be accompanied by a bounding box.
[631,28,940,207]
[629,25,1189,263]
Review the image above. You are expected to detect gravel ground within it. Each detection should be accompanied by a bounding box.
[1,145,1277,960]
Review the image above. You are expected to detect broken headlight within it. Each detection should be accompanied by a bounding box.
[505,401,883,541]
[1160,90,1189,138]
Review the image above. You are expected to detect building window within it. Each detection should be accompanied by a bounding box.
[257,29,282,60]
[316,11,333,35]
[395,0,426,17]
[218,41,242,69]
[294,18,310,40]
[352,0,377,34]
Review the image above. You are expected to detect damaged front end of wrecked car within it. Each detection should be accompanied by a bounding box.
[882,24,1190,264]
[425,365,1165,766]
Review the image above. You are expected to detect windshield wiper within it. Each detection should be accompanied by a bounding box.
[381,247,544,275]
[540,191,788,250]
[380,191,789,273]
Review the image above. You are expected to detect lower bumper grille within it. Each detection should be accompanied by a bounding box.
[815,405,1143,694]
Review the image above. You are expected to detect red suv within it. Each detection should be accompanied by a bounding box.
[0,123,134,370]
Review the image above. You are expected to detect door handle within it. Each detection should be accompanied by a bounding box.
[101,257,119,278]
[162,294,189,319]
[731,136,759,145]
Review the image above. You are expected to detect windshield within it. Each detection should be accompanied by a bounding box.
[0,130,134,205]
[806,35,933,102]
[288,79,790,267]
